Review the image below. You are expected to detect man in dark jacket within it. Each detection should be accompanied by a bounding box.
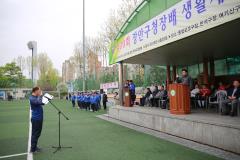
[102,92,108,110]
[140,88,152,106]
[177,69,193,90]
[29,87,46,153]
[151,86,159,107]
[220,80,240,116]
[158,85,168,109]
[71,93,76,108]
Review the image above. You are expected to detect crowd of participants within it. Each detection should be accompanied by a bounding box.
[69,91,108,112]
[136,68,240,117]
[66,69,240,117]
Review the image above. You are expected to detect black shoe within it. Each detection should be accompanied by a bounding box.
[230,112,235,117]
[36,147,42,151]
[30,147,41,153]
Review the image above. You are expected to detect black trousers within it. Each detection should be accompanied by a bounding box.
[77,101,82,109]
[91,104,96,112]
[140,97,145,106]
[153,98,159,107]
[72,100,75,107]
[86,102,90,110]
[31,119,43,151]
[130,94,136,106]
[103,101,107,110]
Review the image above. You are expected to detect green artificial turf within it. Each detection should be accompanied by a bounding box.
[0,100,223,160]
[0,100,29,160]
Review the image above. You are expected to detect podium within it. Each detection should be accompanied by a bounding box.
[169,83,190,114]
[124,87,131,107]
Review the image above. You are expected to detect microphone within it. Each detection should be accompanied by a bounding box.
[44,93,54,100]
[43,95,52,101]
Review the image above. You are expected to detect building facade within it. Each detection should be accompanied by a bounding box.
[62,60,76,83]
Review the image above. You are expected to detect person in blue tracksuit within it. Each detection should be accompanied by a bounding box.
[79,93,84,109]
[90,94,95,112]
[29,86,46,153]
[77,92,81,109]
[96,92,101,110]
[85,94,91,111]
[91,93,99,112]
[71,93,76,107]
[82,93,86,109]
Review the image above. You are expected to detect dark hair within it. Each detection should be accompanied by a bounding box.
[233,79,240,83]
[32,86,40,93]
[182,68,188,72]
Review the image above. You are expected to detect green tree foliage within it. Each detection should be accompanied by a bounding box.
[73,72,118,91]
[0,62,25,88]
[133,74,144,87]
[99,72,117,84]
[57,82,68,98]
[37,53,59,91]
[144,66,167,86]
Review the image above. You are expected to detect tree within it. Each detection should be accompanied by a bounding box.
[0,62,25,88]
[57,82,68,99]
[64,0,141,90]
[37,53,59,90]
[25,56,32,78]
[99,0,141,76]
[147,66,167,85]
[14,56,26,72]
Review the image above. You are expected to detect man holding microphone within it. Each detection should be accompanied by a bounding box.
[29,87,46,153]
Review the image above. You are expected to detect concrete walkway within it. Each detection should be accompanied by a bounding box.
[97,114,240,160]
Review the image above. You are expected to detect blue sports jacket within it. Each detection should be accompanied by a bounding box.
[29,95,44,121]
[77,95,81,101]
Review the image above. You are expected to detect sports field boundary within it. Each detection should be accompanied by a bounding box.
[27,107,33,160]
[0,152,28,159]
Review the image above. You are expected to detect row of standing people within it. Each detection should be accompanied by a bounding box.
[70,92,108,112]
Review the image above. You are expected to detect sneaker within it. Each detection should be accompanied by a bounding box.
[30,147,41,153]
[36,147,42,152]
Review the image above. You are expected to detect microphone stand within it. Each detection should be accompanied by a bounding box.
[45,97,72,153]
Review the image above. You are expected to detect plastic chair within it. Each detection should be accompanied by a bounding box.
[208,90,227,113]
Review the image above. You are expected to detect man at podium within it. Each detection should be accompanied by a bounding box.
[176,69,193,90]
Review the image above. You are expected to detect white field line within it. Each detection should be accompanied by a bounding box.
[0,152,27,159]
[27,107,33,160]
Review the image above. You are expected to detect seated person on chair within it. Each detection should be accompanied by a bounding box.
[218,82,226,91]
[158,85,168,109]
[198,84,211,108]
[191,84,200,98]
[191,84,200,107]
[220,80,240,116]
[140,88,152,106]
[113,92,120,106]
[151,86,159,107]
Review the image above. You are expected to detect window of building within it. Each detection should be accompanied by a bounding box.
[215,56,240,76]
